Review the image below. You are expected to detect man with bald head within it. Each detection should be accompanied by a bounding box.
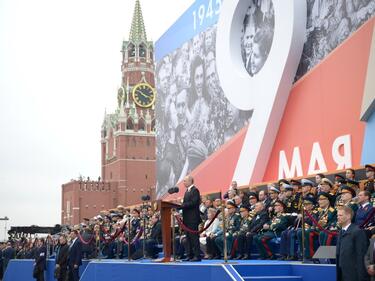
[180,175,202,261]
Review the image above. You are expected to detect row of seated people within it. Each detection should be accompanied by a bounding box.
[5,165,374,264]
[187,164,375,260]
[65,164,375,261]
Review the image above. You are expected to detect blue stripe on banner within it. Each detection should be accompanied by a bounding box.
[361,111,375,165]
[155,0,222,61]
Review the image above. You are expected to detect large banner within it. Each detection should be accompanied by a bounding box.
[155,0,375,198]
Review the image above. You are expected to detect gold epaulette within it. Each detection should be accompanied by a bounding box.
[329,207,335,212]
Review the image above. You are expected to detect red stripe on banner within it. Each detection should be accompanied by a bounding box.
[165,125,248,199]
[263,18,374,181]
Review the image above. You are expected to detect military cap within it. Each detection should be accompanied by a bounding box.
[334,174,347,184]
[317,192,331,201]
[284,184,294,191]
[274,200,286,209]
[340,185,356,198]
[226,199,237,208]
[240,205,251,212]
[278,179,290,186]
[248,192,258,200]
[303,195,316,205]
[269,186,280,193]
[290,179,301,186]
[301,179,314,187]
[320,178,333,188]
[365,164,375,172]
[267,183,276,188]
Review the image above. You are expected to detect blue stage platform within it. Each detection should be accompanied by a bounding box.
[3,259,335,281]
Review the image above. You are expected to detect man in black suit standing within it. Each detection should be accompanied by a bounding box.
[336,205,369,281]
[365,235,375,281]
[55,235,69,281]
[181,175,202,261]
[33,238,46,281]
[68,230,82,281]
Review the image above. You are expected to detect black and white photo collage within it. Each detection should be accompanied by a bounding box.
[155,0,375,197]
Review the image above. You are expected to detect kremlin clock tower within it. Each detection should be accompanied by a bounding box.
[101,0,156,207]
[61,0,156,225]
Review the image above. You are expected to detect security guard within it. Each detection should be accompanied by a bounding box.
[254,200,289,259]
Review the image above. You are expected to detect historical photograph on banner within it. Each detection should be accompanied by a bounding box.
[155,25,253,198]
[155,0,375,198]
[241,0,275,77]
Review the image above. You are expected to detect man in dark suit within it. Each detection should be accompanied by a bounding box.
[364,236,375,281]
[180,175,201,261]
[355,191,373,226]
[145,214,162,259]
[2,241,15,276]
[68,230,82,281]
[0,242,4,280]
[33,238,47,281]
[336,205,369,281]
[55,235,69,281]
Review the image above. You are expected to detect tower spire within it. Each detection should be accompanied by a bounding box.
[129,0,147,42]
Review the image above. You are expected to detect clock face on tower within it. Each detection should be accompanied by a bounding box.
[132,83,156,108]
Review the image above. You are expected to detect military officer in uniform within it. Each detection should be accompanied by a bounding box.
[254,200,289,259]
[301,179,316,197]
[304,192,337,259]
[296,195,318,260]
[123,208,142,259]
[319,178,336,206]
[267,185,281,218]
[214,200,240,258]
[336,185,358,219]
[233,205,252,260]
[283,184,299,213]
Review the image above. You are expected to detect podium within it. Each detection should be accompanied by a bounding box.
[156,200,181,262]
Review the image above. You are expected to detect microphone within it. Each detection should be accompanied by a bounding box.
[168,186,179,194]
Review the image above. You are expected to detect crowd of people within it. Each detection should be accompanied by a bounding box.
[1,164,375,281]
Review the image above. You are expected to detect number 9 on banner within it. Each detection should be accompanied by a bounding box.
[216,0,307,185]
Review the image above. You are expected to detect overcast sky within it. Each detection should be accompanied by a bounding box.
[0,0,194,240]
